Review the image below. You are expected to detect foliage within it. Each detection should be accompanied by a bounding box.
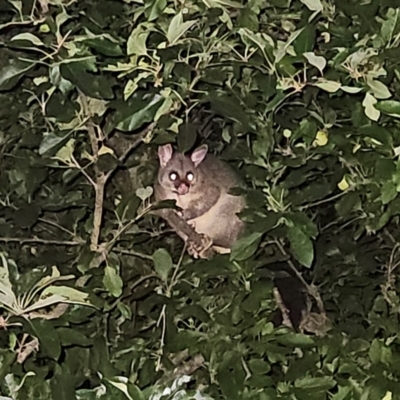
[1,0,400,399]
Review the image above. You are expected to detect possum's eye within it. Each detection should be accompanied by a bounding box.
[186,172,194,182]
[169,172,178,181]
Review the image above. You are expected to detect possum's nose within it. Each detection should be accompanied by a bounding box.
[176,182,189,195]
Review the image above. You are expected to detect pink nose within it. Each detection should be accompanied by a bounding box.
[177,183,189,195]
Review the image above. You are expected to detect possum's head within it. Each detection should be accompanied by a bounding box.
[157,144,208,196]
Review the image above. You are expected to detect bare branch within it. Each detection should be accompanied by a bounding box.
[105,122,157,182]
[273,287,294,329]
[0,237,84,246]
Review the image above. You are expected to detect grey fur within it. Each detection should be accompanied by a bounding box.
[155,144,245,251]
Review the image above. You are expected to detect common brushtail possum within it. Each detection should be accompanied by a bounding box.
[153,144,320,332]
[154,144,245,257]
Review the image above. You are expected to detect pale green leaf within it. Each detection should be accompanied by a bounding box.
[367,79,391,99]
[341,86,363,94]
[166,12,197,45]
[54,139,76,163]
[136,186,154,201]
[127,25,149,56]
[299,0,323,12]
[152,248,173,281]
[303,52,326,74]
[103,266,123,297]
[363,93,380,121]
[10,32,45,46]
[287,225,314,268]
[314,80,341,93]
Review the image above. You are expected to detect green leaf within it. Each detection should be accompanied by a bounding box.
[115,95,163,131]
[314,79,341,93]
[60,63,114,100]
[166,12,197,45]
[85,37,123,57]
[276,332,315,347]
[50,364,76,400]
[367,79,391,100]
[135,186,154,201]
[287,225,314,268]
[10,32,45,46]
[103,266,123,298]
[303,52,326,74]
[127,25,150,56]
[152,248,173,281]
[230,232,263,261]
[375,100,400,115]
[363,93,380,121]
[144,0,167,21]
[30,320,61,360]
[0,59,33,91]
[57,327,92,346]
[299,0,323,12]
[177,123,197,153]
[294,376,336,391]
[293,24,315,55]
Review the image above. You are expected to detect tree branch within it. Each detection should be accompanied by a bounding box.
[0,237,84,246]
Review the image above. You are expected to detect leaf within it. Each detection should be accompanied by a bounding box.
[0,59,33,91]
[85,36,123,57]
[341,85,363,94]
[303,52,326,74]
[127,25,150,56]
[10,32,45,46]
[375,100,400,115]
[276,332,315,347]
[294,376,336,391]
[30,319,61,359]
[39,131,73,156]
[53,139,76,163]
[60,63,114,100]
[314,79,341,93]
[50,364,76,400]
[231,232,263,261]
[380,8,400,45]
[293,24,315,55]
[103,266,123,298]
[152,248,173,281]
[115,95,163,131]
[299,0,323,11]
[287,225,314,268]
[144,0,167,21]
[40,286,91,304]
[363,92,380,121]
[313,130,328,146]
[338,176,349,191]
[367,79,391,100]
[177,123,197,153]
[166,12,197,45]
[135,186,154,201]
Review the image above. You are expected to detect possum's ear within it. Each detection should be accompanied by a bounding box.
[158,144,173,167]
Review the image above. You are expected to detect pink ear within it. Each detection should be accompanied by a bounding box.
[158,144,173,167]
[190,145,208,167]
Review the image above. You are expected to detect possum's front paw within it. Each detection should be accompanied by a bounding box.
[187,234,213,259]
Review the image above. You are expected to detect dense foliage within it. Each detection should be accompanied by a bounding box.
[1,0,400,398]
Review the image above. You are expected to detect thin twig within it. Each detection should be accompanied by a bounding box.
[274,238,325,314]
[37,217,76,237]
[114,248,153,260]
[273,287,294,329]
[0,237,84,246]
[104,121,156,181]
[71,154,96,187]
[300,191,347,210]
[91,174,106,251]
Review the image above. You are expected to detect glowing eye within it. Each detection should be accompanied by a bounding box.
[187,172,194,182]
[169,172,178,181]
